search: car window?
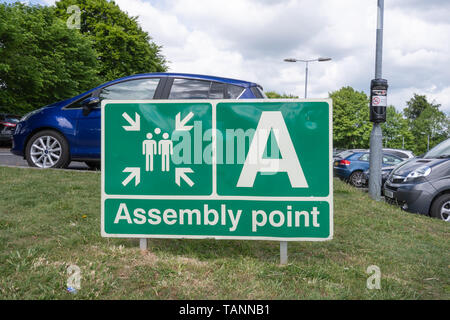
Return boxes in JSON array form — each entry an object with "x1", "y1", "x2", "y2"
[
  {"x1": 257, "y1": 86, "x2": 267, "y2": 98},
  {"x1": 169, "y1": 79, "x2": 211, "y2": 99},
  {"x1": 65, "y1": 94, "x2": 92, "y2": 109},
  {"x1": 250, "y1": 86, "x2": 264, "y2": 98},
  {"x1": 249, "y1": 86, "x2": 267, "y2": 99},
  {"x1": 424, "y1": 138, "x2": 450, "y2": 159},
  {"x1": 335, "y1": 150, "x2": 353, "y2": 159},
  {"x1": 99, "y1": 78, "x2": 160, "y2": 101},
  {"x1": 209, "y1": 82, "x2": 226, "y2": 99},
  {"x1": 384, "y1": 150, "x2": 405, "y2": 159},
  {"x1": 227, "y1": 84, "x2": 245, "y2": 99},
  {"x1": 383, "y1": 154, "x2": 402, "y2": 165},
  {"x1": 359, "y1": 153, "x2": 370, "y2": 161}
]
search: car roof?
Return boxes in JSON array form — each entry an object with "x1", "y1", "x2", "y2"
[
  {"x1": 341, "y1": 150, "x2": 403, "y2": 159},
  {"x1": 103, "y1": 72, "x2": 262, "y2": 89},
  {"x1": 382, "y1": 148, "x2": 414, "y2": 154},
  {"x1": 42, "y1": 72, "x2": 265, "y2": 111}
]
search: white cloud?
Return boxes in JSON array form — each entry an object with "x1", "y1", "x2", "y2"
[{"x1": 35, "y1": 0, "x2": 450, "y2": 114}]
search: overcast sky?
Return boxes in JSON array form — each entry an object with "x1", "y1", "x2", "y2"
[{"x1": 12, "y1": 0, "x2": 450, "y2": 114}]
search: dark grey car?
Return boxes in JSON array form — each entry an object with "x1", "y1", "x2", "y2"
[{"x1": 383, "y1": 138, "x2": 450, "y2": 221}]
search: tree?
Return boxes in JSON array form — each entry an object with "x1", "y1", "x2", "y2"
[
  {"x1": 403, "y1": 94, "x2": 431, "y2": 121},
  {"x1": 403, "y1": 94, "x2": 449, "y2": 154},
  {"x1": 265, "y1": 91, "x2": 298, "y2": 99},
  {"x1": 329, "y1": 86, "x2": 372, "y2": 149},
  {"x1": 0, "y1": 3, "x2": 99, "y2": 115},
  {"x1": 381, "y1": 106, "x2": 414, "y2": 149},
  {"x1": 54, "y1": 0, "x2": 167, "y2": 82}
]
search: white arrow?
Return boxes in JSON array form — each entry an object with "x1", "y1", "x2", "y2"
[
  {"x1": 175, "y1": 112, "x2": 194, "y2": 131},
  {"x1": 122, "y1": 167, "x2": 140, "y2": 186},
  {"x1": 122, "y1": 112, "x2": 140, "y2": 131},
  {"x1": 175, "y1": 167, "x2": 195, "y2": 187}
]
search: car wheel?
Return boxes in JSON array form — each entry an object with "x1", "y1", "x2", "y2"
[
  {"x1": 430, "y1": 194, "x2": 450, "y2": 222},
  {"x1": 85, "y1": 161, "x2": 101, "y2": 171},
  {"x1": 25, "y1": 130, "x2": 70, "y2": 169},
  {"x1": 349, "y1": 171, "x2": 364, "y2": 187}
]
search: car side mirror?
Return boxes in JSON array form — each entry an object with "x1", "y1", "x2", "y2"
[{"x1": 81, "y1": 97, "x2": 100, "y2": 116}]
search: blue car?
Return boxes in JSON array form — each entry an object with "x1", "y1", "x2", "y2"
[
  {"x1": 11, "y1": 73, "x2": 266, "y2": 169},
  {"x1": 334, "y1": 150, "x2": 404, "y2": 187}
]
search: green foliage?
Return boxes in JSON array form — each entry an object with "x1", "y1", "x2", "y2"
[
  {"x1": 403, "y1": 94, "x2": 449, "y2": 154},
  {"x1": 404, "y1": 94, "x2": 431, "y2": 121},
  {"x1": 54, "y1": 0, "x2": 168, "y2": 82},
  {"x1": 381, "y1": 106, "x2": 414, "y2": 149},
  {"x1": 329, "y1": 87, "x2": 372, "y2": 149},
  {"x1": 265, "y1": 91, "x2": 299, "y2": 99},
  {"x1": 0, "y1": 3, "x2": 99, "y2": 115},
  {"x1": 329, "y1": 88, "x2": 449, "y2": 154}
]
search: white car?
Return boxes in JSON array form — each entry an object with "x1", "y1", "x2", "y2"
[{"x1": 382, "y1": 148, "x2": 415, "y2": 160}]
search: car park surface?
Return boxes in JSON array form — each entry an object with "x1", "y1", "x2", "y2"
[
  {"x1": 384, "y1": 138, "x2": 450, "y2": 221},
  {"x1": 11, "y1": 73, "x2": 266, "y2": 169}
]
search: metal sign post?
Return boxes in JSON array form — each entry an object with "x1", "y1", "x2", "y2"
[
  {"x1": 369, "y1": 0, "x2": 387, "y2": 201},
  {"x1": 101, "y1": 99, "x2": 333, "y2": 262}
]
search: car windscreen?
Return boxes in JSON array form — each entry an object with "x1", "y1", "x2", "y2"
[
  {"x1": 384, "y1": 150, "x2": 408, "y2": 159},
  {"x1": 424, "y1": 138, "x2": 450, "y2": 159}
]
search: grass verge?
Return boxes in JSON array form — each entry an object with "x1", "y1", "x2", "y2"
[{"x1": 0, "y1": 166, "x2": 448, "y2": 299}]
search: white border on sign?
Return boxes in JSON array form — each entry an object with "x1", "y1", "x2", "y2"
[{"x1": 101, "y1": 99, "x2": 333, "y2": 242}]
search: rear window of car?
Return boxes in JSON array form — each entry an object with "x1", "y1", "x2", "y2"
[
  {"x1": 227, "y1": 84, "x2": 245, "y2": 99},
  {"x1": 250, "y1": 86, "x2": 266, "y2": 98},
  {"x1": 209, "y1": 82, "x2": 226, "y2": 99},
  {"x1": 168, "y1": 79, "x2": 245, "y2": 99},
  {"x1": 169, "y1": 79, "x2": 210, "y2": 99},
  {"x1": 336, "y1": 150, "x2": 354, "y2": 159}
]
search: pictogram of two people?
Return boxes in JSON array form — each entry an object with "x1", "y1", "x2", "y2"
[{"x1": 142, "y1": 129, "x2": 173, "y2": 172}]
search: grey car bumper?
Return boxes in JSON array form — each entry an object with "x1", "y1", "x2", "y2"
[{"x1": 383, "y1": 180, "x2": 436, "y2": 216}]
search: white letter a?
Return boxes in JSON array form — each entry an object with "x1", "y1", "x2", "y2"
[
  {"x1": 114, "y1": 203, "x2": 132, "y2": 224},
  {"x1": 236, "y1": 111, "x2": 308, "y2": 188}
]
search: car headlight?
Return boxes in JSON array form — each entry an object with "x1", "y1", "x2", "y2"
[{"x1": 405, "y1": 166, "x2": 431, "y2": 181}]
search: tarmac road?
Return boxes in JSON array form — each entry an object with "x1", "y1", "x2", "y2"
[{"x1": 0, "y1": 146, "x2": 92, "y2": 171}]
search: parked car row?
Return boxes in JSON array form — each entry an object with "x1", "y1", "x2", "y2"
[
  {"x1": 333, "y1": 149, "x2": 405, "y2": 187},
  {"x1": 334, "y1": 141, "x2": 450, "y2": 222}
]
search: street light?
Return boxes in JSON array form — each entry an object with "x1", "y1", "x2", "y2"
[
  {"x1": 283, "y1": 57, "x2": 332, "y2": 98},
  {"x1": 421, "y1": 132, "x2": 430, "y2": 152}
]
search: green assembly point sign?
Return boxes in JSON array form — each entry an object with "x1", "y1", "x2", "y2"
[{"x1": 101, "y1": 99, "x2": 333, "y2": 241}]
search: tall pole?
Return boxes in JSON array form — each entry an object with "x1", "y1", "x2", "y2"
[
  {"x1": 283, "y1": 57, "x2": 331, "y2": 99},
  {"x1": 369, "y1": 0, "x2": 384, "y2": 201},
  {"x1": 304, "y1": 61, "x2": 309, "y2": 98},
  {"x1": 375, "y1": 0, "x2": 384, "y2": 79}
]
